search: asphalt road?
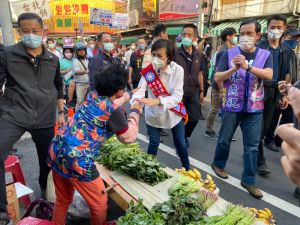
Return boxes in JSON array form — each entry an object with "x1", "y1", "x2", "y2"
[{"x1": 14, "y1": 99, "x2": 300, "y2": 225}]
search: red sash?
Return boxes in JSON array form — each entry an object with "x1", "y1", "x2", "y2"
[{"x1": 140, "y1": 64, "x2": 188, "y2": 124}]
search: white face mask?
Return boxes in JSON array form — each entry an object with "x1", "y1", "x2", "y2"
[
  {"x1": 48, "y1": 43, "x2": 55, "y2": 49},
  {"x1": 239, "y1": 36, "x2": 255, "y2": 51},
  {"x1": 89, "y1": 44, "x2": 95, "y2": 49},
  {"x1": 193, "y1": 41, "x2": 198, "y2": 47},
  {"x1": 268, "y1": 29, "x2": 283, "y2": 40},
  {"x1": 64, "y1": 53, "x2": 73, "y2": 59},
  {"x1": 151, "y1": 56, "x2": 165, "y2": 70}
]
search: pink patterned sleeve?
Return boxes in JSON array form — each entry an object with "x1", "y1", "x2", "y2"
[{"x1": 116, "y1": 111, "x2": 140, "y2": 144}]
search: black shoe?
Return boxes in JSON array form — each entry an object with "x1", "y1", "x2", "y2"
[
  {"x1": 0, "y1": 212, "x2": 12, "y2": 225},
  {"x1": 293, "y1": 188, "x2": 300, "y2": 200},
  {"x1": 257, "y1": 164, "x2": 271, "y2": 176},
  {"x1": 160, "y1": 129, "x2": 168, "y2": 136},
  {"x1": 204, "y1": 130, "x2": 219, "y2": 140},
  {"x1": 264, "y1": 142, "x2": 280, "y2": 152},
  {"x1": 199, "y1": 114, "x2": 205, "y2": 120}
]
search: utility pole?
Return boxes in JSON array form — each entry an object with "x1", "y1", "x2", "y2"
[
  {"x1": 198, "y1": 0, "x2": 204, "y2": 37},
  {"x1": 0, "y1": 0, "x2": 15, "y2": 46}
]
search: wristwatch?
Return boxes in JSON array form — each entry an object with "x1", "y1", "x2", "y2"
[{"x1": 247, "y1": 64, "x2": 253, "y2": 72}]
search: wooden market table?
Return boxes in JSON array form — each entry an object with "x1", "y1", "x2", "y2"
[{"x1": 95, "y1": 162, "x2": 265, "y2": 225}]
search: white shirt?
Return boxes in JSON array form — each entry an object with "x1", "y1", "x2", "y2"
[
  {"x1": 73, "y1": 58, "x2": 89, "y2": 84},
  {"x1": 125, "y1": 49, "x2": 133, "y2": 67},
  {"x1": 131, "y1": 61, "x2": 184, "y2": 129}
]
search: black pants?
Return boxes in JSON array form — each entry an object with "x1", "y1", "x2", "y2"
[
  {"x1": 0, "y1": 118, "x2": 53, "y2": 212},
  {"x1": 183, "y1": 94, "x2": 200, "y2": 138}
]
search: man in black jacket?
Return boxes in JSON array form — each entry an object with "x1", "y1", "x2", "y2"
[
  {"x1": 0, "y1": 13, "x2": 65, "y2": 225},
  {"x1": 256, "y1": 15, "x2": 293, "y2": 176},
  {"x1": 174, "y1": 24, "x2": 204, "y2": 148}
]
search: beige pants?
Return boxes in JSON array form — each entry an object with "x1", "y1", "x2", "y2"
[
  {"x1": 75, "y1": 83, "x2": 89, "y2": 111},
  {"x1": 206, "y1": 88, "x2": 222, "y2": 132}
]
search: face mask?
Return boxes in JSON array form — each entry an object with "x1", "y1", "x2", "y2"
[
  {"x1": 193, "y1": 41, "x2": 198, "y2": 47},
  {"x1": 56, "y1": 47, "x2": 62, "y2": 52},
  {"x1": 284, "y1": 39, "x2": 299, "y2": 49},
  {"x1": 151, "y1": 56, "x2": 165, "y2": 70},
  {"x1": 239, "y1": 35, "x2": 255, "y2": 51},
  {"x1": 182, "y1": 37, "x2": 193, "y2": 47},
  {"x1": 22, "y1": 34, "x2": 42, "y2": 49},
  {"x1": 48, "y1": 43, "x2": 55, "y2": 49},
  {"x1": 176, "y1": 42, "x2": 182, "y2": 48},
  {"x1": 103, "y1": 42, "x2": 114, "y2": 52},
  {"x1": 89, "y1": 44, "x2": 95, "y2": 49},
  {"x1": 268, "y1": 29, "x2": 283, "y2": 40},
  {"x1": 230, "y1": 37, "x2": 238, "y2": 45},
  {"x1": 138, "y1": 44, "x2": 145, "y2": 50},
  {"x1": 64, "y1": 53, "x2": 73, "y2": 59}
]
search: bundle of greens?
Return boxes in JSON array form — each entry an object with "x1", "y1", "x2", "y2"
[
  {"x1": 168, "y1": 175, "x2": 200, "y2": 197},
  {"x1": 152, "y1": 194, "x2": 206, "y2": 225},
  {"x1": 97, "y1": 136, "x2": 170, "y2": 185},
  {"x1": 188, "y1": 205, "x2": 256, "y2": 225},
  {"x1": 117, "y1": 200, "x2": 165, "y2": 225}
]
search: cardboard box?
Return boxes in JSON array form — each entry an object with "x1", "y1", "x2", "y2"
[
  {"x1": 17, "y1": 217, "x2": 54, "y2": 225},
  {"x1": 6, "y1": 182, "x2": 33, "y2": 225}
]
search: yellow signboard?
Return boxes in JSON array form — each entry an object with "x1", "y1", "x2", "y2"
[{"x1": 45, "y1": 0, "x2": 126, "y2": 34}]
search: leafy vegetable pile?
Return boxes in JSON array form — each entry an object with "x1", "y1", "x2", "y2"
[
  {"x1": 168, "y1": 175, "x2": 200, "y2": 196},
  {"x1": 96, "y1": 136, "x2": 170, "y2": 185}
]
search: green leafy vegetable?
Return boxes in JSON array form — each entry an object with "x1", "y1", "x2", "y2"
[{"x1": 168, "y1": 175, "x2": 200, "y2": 197}]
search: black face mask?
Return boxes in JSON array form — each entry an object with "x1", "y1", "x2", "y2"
[{"x1": 77, "y1": 55, "x2": 86, "y2": 59}]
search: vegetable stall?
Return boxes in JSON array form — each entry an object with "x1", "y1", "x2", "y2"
[{"x1": 95, "y1": 137, "x2": 276, "y2": 225}]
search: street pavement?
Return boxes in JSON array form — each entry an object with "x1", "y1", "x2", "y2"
[{"x1": 14, "y1": 98, "x2": 300, "y2": 225}]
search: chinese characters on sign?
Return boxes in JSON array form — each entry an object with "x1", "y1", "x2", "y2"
[
  {"x1": 55, "y1": 3, "x2": 89, "y2": 16},
  {"x1": 159, "y1": 0, "x2": 198, "y2": 20},
  {"x1": 11, "y1": 0, "x2": 51, "y2": 19},
  {"x1": 111, "y1": 13, "x2": 128, "y2": 29}
]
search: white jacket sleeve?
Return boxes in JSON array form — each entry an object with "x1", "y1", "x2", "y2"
[
  {"x1": 159, "y1": 65, "x2": 184, "y2": 110},
  {"x1": 130, "y1": 76, "x2": 147, "y2": 104}
]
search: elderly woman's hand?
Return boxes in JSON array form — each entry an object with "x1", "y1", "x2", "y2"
[{"x1": 138, "y1": 98, "x2": 160, "y2": 106}]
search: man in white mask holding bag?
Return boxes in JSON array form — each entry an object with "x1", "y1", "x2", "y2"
[
  {"x1": 256, "y1": 15, "x2": 294, "y2": 176},
  {"x1": 211, "y1": 19, "x2": 273, "y2": 199}
]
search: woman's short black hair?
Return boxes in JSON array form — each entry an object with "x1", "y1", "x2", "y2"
[
  {"x1": 94, "y1": 64, "x2": 128, "y2": 97},
  {"x1": 151, "y1": 39, "x2": 175, "y2": 64},
  {"x1": 221, "y1": 27, "x2": 237, "y2": 42},
  {"x1": 18, "y1": 13, "x2": 43, "y2": 29},
  {"x1": 239, "y1": 19, "x2": 261, "y2": 33}
]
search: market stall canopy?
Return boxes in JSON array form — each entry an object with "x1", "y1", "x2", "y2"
[
  {"x1": 166, "y1": 27, "x2": 183, "y2": 36},
  {"x1": 119, "y1": 36, "x2": 139, "y2": 45},
  {"x1": 211, "y1": 16, "x2": 297, "y2": 36}
]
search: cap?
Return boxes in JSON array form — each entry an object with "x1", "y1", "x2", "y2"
[{"x1": 285, "y1": 27, "x2": 300, "y2": 37}]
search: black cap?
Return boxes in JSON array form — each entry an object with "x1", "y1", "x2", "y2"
[{"x1": 285, "y1": 27, "x2": 300, "y2": 37}]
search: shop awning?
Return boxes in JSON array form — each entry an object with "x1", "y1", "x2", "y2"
[
  {"x1": 166, "y1": 27, "x2": 183, "y2": 36},
  {"x1": 211, "y1": 16, "x2": 297, "y2": 36},
  {"x1": 119, "y1": 36, "x2": 139, "y2": 45}
]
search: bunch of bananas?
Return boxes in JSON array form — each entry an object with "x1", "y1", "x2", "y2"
[
  {"x1": 175, "y1": 168, "x2": 217, "y2": 191},
  {"x1": 247, "y1": 208, "x2": 276, "y2": 225}
]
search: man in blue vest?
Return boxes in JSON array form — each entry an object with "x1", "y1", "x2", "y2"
[{"x1": 211, "y1": 19, "x2": 273, "y2": 199}]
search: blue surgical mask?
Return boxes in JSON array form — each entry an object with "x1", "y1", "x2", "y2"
[
  {"x1": 103, "y1": 42, "x2": 114, "y2": 52},
  {"x1": 22, "y1": 34, "x2": 43, "y2": 49},
  {"x1": 284, "y1": 39, "x2": 299, "y2": 49},
  {"x1": 176, "y1": 42, "x2": 182, "y2": 48},
  {"x1": 138, "y1": 44, "x2": 145, "y2": 50},
  {"x1": 182, "y1": 37, "x2": 193, "y2": 47}
]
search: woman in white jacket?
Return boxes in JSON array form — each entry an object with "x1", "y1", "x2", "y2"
[{"x1": 131, "y1": 39, "x2": 190, "y2": 170}]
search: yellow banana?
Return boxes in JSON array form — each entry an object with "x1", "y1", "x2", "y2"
[
  {"x1": 263, "y1": 208, "x2": 272, "y2": 217},
  {"x1": 193, "y1": 168, "x2": 201, "y2": 180},
  {"x1": 258, "y1": 213, "x2": 269, "y2": 219},
  {"x1": 248, "y1": 208, "x2": 258, "y2": 214},
  {"x1": 206, "y1": 174, "x2": 213, "y2": 181},
  {"x1": 187, "y1": 170, "x2": 197, "y2": 179},
  {"x1": 258, "y1": 210, "x2": 269, "y2": 218}
]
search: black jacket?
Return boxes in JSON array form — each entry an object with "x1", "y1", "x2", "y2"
[
  {"x1": 174, "y1": 46, "x2": 203, "y2": 96},
  {"x1": 256, "y1": 39, "x2": 293, "y2": 82},
  {"x1": 0, "y1": 42, "x2": 63, "y2": 129}
]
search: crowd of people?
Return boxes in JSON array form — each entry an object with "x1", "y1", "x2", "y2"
[{"x1": 0, "y1": 11, "x2": 299, "y2": 225}]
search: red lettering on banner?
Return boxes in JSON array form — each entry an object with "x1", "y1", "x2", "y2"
[
  {"x1": 56, "y1": 5, "x2": 62, "y2": 16},
  {"x1": 64, "y1": 4, "x2": 71, "y2": 15},
  {"x1": 72, "y1": 4, "x2": 80, "y2": 15},
  {"x1": 81, "y1": 4, "x2": 89, "y2": 14}
]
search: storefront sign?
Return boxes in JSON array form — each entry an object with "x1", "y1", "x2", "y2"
[
  {"x1": 11, "y1": 0, "x2": 51, "y2": 19},
  {"x1": 90, "y1": 7, "x2": 113, "y2": 26},
  {"x1": 111, "y1": 13, "x2": 128, "y2": 29},
  {"x1": 159, "y1": 0, "x2": 198, "y2": 21}
]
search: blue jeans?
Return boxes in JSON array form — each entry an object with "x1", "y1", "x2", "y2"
[
  {"x1": 213, "y1": 111, "x2": 262, "y2": 185},
  {"x1": 147, "y1": 120, "x2": 190, "y2": 170}
]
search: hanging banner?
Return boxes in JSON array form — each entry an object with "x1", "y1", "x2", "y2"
[
  {"x1": 143, "y1": 0, "x2": 157, "y2": 19},
  {"x1": 111, "y1": 13, "x2": 128, "y2": 29},
  {"x1": 159, "y1": 0, "x2": 198, "y2": 21},
  {"x1": 11, "y1": 0, "x2": 51, "y2": 20},
  {"x1": 90, "y1": 7, "x2": 113, "y2": 26}
]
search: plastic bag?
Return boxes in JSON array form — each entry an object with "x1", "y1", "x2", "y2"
[{"x1": 68, "y1": 191, "x2": 90, "y2": 218}]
